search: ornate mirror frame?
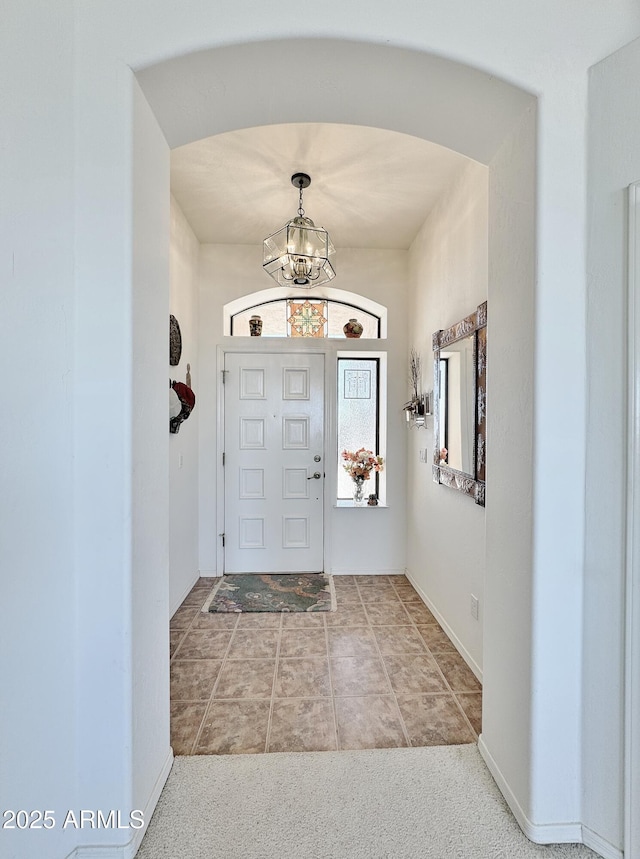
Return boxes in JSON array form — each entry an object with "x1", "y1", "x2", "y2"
[{"x1": 432, "y1": 301, "x2": 487, "y2": 506}]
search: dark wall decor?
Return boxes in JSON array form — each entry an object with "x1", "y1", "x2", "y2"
[
  {"x1": 170, "y1": 380, "x2": 195, "y2": 434},
  {"x1": 432, "y1": 301, "x2": 487, "y2": 506},
  {"x1": 169, "y1": 314, "x2": 182, "y2": 366},
  {"x1": 168, "y1": 314, "x2": 194, "y2": 432}
]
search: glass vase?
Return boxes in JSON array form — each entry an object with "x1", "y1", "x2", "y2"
[{"x1": 352, "y1": 475, "x2": 366, "y2": 505}]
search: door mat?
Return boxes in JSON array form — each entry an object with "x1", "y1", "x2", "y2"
[{"x1": 202, "y1": 573, "x2": 336, "y2": 613}]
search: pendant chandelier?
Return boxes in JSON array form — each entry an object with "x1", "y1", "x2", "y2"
[{"x1": 263, "y1": 173, "x2": 336, "y2": 288}]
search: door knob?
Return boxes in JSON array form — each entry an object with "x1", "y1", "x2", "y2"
[{"x1": 307, "y1": 472, "x2": 322, "y2": 480}]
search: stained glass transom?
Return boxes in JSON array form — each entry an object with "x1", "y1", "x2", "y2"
[
  {"x1": 230, "y1": 299, "x2": 381, "y2": 338},
  {"x1": 287, "y1": 300, "x2": 328, "y2": 337}
]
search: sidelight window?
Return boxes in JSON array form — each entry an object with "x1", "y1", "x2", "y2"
[{"x1": 336, "y1": 356, "x2": 386, "y2": 502}]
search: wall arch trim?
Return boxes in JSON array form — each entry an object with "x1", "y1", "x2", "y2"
[{"x1": 137, "y1": 39, "x2": 534, "y2": 164}]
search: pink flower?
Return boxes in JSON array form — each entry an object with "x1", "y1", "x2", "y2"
[{"x1": 341, "y1": 448, "x2": 384, "y2": 479}]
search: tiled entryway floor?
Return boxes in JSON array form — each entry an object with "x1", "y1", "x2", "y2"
[{"x1": 170, "y1": 574, "x2": 482, "y2": 755}]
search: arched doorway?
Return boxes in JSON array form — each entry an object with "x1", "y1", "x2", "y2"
[{"x1": 128, "y1": 36, "x2": 567, "y2": 847}]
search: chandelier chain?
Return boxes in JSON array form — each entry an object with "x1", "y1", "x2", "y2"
[{"x1": 297, "y1": 183, "x2": 305, "y2": 218}]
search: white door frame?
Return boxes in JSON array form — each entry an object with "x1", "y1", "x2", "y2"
[
  {"x1": 215, "y1": 343, "x2": 333, "y2": 575},
  {"x1": 626, "y1": 180, "x2": 640, "y2": 859}
]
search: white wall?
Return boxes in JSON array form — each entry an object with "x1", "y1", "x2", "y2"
[
  {"x1": 169, "y1": 197, "x2": 200, "y2": 613},
  {"x1": 1, "y1": 4, "x2": 78, "y2": 858},
  {"x1": 131, "y1": 81, "x2": 172, "y2": 832},
  {"x1": 198, "y1": 245, "x2": 408, "y2": 576},
  {"x1": 584, "y1": 37, "x2": 640, "y2": 855},
  {"x1": 481, "y1": 104, "x2": 537, "y2": 829},
  {"x1": 406, "y1": 161, "x2": 488, "y2": 678}
]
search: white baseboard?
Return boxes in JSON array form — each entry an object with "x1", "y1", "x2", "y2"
[
  {"x1": 127, "y1": 748, "x2": 174, "y2": 857},
  {"x1": 198, "y1": 569, "x2": 221, "y2": 578},
  {"x1": 71, "y1": 850, "x2": 125, "y2": 859},
  {"x1": 72, "y1": 850, "x2": 127, "y2": 858},
  {"x1": 404, "y1": 568, "x2": 483, "y2": 683},
  {"x1": 330, "y1": 568, "x2": 406, "y2": 576},
  {"x1": 478, "y1": 737, "x2": 583, "y2": 845},
  {"x1": 170, "y1": 572, "x2": 201, "y2": 617},
  {"x1": 582, "y1": 826, "x2": 623, "y2": 859},
  {"x1": 70, "y1": 749, "x2": 174, "y2": 858}
]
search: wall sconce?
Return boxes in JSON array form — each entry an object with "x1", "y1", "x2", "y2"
[
  {"x1": 404, "y1": 392, "x2": 431, "y2": 428},
  {"x1": 404, "y1": 348, "x2": 431, "y2": 428}
]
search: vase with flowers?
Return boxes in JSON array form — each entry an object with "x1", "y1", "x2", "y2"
[{"x1": 341, "y1": 448, "x2": 384, "y2": 505}]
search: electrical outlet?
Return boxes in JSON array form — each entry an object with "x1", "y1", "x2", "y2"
[
  {"x1": 178, "y1": 453, "x2": 183, "y2": 469},
  {"x1": 419, "y1": 448, "x2": 426, "y2": 463},
  {"x1": 470, "y1": 594, "x2": 479, "y2": 620}
]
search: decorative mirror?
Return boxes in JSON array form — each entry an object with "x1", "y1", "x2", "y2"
[{"x1": 433, "y1": 301, "x2": 486, "y2": 506}]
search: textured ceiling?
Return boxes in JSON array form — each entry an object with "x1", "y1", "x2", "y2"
[{"x1": 170, "y1": 123, "x2": 472, "y2": 249}]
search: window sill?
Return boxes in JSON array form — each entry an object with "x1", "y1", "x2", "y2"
[{"x1": 334, "y1": 501, "x2": 389, "y2": 508}]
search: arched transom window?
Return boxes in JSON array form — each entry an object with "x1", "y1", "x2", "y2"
[{"x1": 226, "y1": 292, "x2": 386, "y2": 339}]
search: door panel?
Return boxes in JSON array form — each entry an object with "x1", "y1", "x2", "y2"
[{"x1": 224, "y1": 353, "x2": 324, "y2": 573}]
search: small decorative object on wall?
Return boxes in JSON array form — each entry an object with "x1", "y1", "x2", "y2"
[
  {"x1": 341, "y1": 448, "x2": 384, "y2": 505},
  {"x1": 343, "y1": 318, "x2": 363, "y2": 338},
  {"x1": 249, "y1": 315, "x2": 263, "y2": 336},
  {"x1": 170, "y1": 379, "x2": 196, "y2": 434},
  {"x1": 367, "y1": 494, "x2": 379, "y2": 506},
  {"x1": 169, "y1": 385, "x2": 182, "y2": 421},
  {"x1": 185, "y1": 363, "x2": 192, "y2": 387},
  {"x1": 432, "y1": 301, "x2": 487, "y2": 506},
  {"x1": 404, "y1": 348, "x2": 427, "y2": 427},
  {"x1": 169, "y1": 314, "x2": 182, "y2": 366}
]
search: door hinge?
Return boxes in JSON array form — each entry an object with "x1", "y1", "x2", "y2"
[
  {"x1": 221, "y1": 369, "x2": 229, "y2": 384},
  {"x1": 222, "y1": 452, "x2": 226, "y2": 466},
  {"x1": 219, "y1": 532, "x2": 225, "y2": 547}
]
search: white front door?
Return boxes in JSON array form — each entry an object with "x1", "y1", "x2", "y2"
[{"x1": 223, "y1": 352, "x2": 325, "y2": 573}]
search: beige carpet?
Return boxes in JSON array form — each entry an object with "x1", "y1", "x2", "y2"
[{"x1": 136, "y1": 745, "x2": 598, "y2": 858}]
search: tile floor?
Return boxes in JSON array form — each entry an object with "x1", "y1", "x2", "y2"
[{"x1": 170, "y1": 574, "x2": 482, "y2": 755}]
